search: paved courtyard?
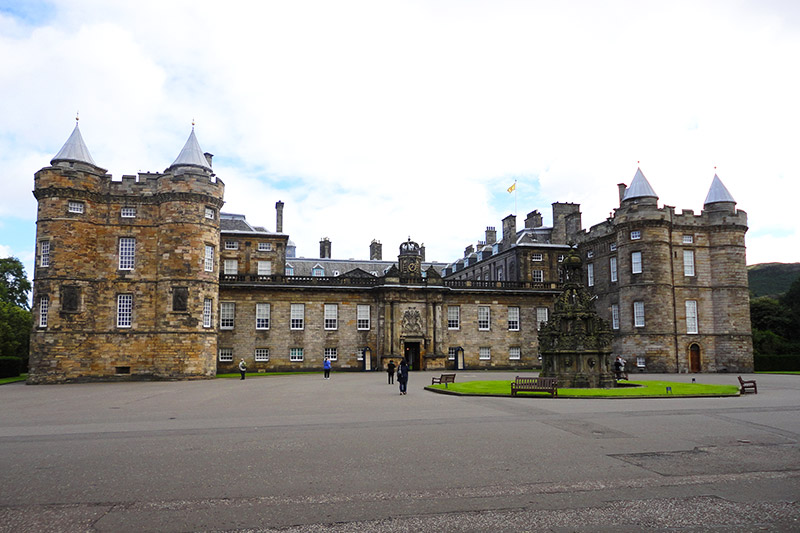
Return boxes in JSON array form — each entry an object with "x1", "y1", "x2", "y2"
[{"x1": 0, "y1": 371, "x2": 798, "y2": 532}]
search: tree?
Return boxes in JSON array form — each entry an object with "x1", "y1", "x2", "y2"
[
  {"x1": 0, "y1": 301, "x2": 31, "y2": 359},
  {"x1": 779, "y1": 274, "x2": 800, "y2": 341},
  {"x1": 0, "y1": 257, "x2": 32, "y2": 310}
]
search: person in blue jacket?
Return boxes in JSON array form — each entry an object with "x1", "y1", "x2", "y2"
[
  {"x1": 397, "y1": 359, "x2": 409, "y2": 395},
  {"x1": 323, "y1": 356, "x2": 332, "y2": 380}
]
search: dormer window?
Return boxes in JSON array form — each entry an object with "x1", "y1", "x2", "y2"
[{"x1": 312, "y1": 265, "x2": 324, "y2": 277}]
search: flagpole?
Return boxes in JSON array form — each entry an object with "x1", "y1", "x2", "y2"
[{"x1": 514, "y1": 179, "x2": 517, "y2": 216}]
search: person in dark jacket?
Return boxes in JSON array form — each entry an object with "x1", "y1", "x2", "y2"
[
  {"x1": 397, "y1": 359, "x2": 409, "y2": 395},
  {"x1": 387, "y1": 360, "x2": 396, "y2": 384}
]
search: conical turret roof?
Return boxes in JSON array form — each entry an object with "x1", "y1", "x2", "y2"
[
  {"x1": 51, "y1": 122, "x2": 97, "y2": 166},
  {"x1": 622, "y1": 168, "x2": 658, "y2": 201},
  {"x1": 704, "y1": 174, "x2": 736, "y2": 205},
  {"x1": 167, "y1": 128, "x2": 211, "y2": 172}
]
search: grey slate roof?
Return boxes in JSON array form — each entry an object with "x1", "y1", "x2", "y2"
[
  {"x1": 51, "y1": 122, "x2": 97, "y2": 166},
  {"x1": 220, "y1": 213, "x2": 281, "y2": 235},
  {"x1": 704, "y1": 174, "x2": 736, "y2": 205},
  {"x1": 167, "y1": 128, "x2": 211, "y2": 172},
  {"x1": 622, "y1": 168, "x2": 658, "y2": 201}
]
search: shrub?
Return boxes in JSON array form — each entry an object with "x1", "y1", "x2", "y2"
[
  {"x1": 754, "y1": 355, "x2": 800, "y2": 372},
  {"x1": 0, "y1": 356, "x2": 22, "y2": 378}
]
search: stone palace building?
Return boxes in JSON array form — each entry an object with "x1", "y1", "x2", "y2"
[{"x1": 27, "y1": 124, "x2": 753, "y2": 383}]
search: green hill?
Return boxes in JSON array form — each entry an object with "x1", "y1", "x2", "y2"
[{"x1": 748, "y1": 263, "x2": 800, "y2": 298}]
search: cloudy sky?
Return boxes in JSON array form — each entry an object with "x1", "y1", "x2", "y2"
[{"x1": 1, "y1": 0, "x2": 798, "y2": 279}]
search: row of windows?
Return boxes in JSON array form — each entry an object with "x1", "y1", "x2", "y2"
[
  {"x1": 64, "y1": 201, "x2": 219, "y2": 221},
  {"x1": 220, "y1": 303, "x2": 371, "y2": 331},
  {"x1": 609, "y1": 300, "x2": 698, "y2": 333},
  {"x1": 37, "y1": 238, "x2": 219, "y2": 273},
  {"x1": 586, "y1": 250, "x2": 696, "y2": 287},
  {"x1": 219, "y1": 347, "x2": 348, "y2": 363},
  {"x1": 445, "y1": 306, "x2": 549, "y2": 331},
  {"x1": 223, "y1": 259, "x2": 273, "y2": 276},
  {"x1": 63, "y1": 201, "x2": 217, "y2": 221},
  {"x1": 224, "y1": 240, "x2": 273, "y2": 252},
  {"x1": 447, "y1": 346, "x2": 523, "y2": 360}
]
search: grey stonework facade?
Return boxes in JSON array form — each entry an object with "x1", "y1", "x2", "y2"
[{"x1": 28, "y1": 127, "x2": 752, "y2": 383}]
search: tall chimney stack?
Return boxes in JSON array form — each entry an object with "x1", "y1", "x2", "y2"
[
  {"x1": 320, "y1": 237, "x2": 331, "y2": 259},
  {"x1": 275, "y1": 201, "x2": 284, "y2": 233}
]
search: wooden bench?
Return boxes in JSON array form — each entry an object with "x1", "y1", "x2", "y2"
[
  {"x1": 511, "y1": 376, "x2": 558, "y2": 397},
  {"x1": 431, "y1": 373, "x2": 456, "y2": 387},
  {"x1": 738, "y1": 375, "x2": 757, "y2": 394}
]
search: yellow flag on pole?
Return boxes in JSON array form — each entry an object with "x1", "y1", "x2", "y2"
[{"x1": 507, "y1": 183, "x2": 516, "y2": 193}]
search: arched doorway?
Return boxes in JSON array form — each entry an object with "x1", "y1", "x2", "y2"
[{"x1": 689, "y1": 344, "x2": 701, "y2": 373}]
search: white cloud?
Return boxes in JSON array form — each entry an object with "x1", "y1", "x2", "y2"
[{"x1": 1, "y1": 0, "x2": 798, "y2": 265}]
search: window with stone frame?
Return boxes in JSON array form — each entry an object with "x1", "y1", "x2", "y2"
[
  {"x1": 448, "y1": 347, "x2": 457, "y2": 360},
  {"x1": 685, "y1": 300, "x2": 698, "y2": 334},
  {"x1": 68, "y1": 200, "x2": 84, "y2": 214},
  {"x1": 683, "y1": 250, "x2": 695, "y2": 277},
  {"x1": 119, "y1": 237, "x2": 135, "y2": 270},
  {"x1": 203, "y1": 298, "x2": 213, "y2": 328},
  {"x1": 325, "y1": 347, "x2": 338, "y2": 361},
  {"x1": 172, "y1": 287, "x2": 188, "y2": 312},
  {"x1": 220, "y1": 302, "x2": 235, "y2": 329},
  {"x1": 587, "y1": 263, "x2": 594, "y2": 286},
  {"x1": 205, "y1": 207, "x2": 215, "y2": 220},
  {"x1": 121, "y1": 206, "x2": 136, "y2": 218},
  {"x1": 532, "y1": 269, "x2": 544, "y2": 282},
  {"x1": 257, "y1": 242, "x2": 272, "y2": 252},
  {"x1": 630, "y1": 230, "x2": 641, "y2": 240},
  {"x1": 682, "y1": 234, "x2": 694, "y2": 244},
  {"x1": 633, "y1": 301, "x2": 645, "y2": 328},
  {"x1": 256, "y1": 303, "x2": 270, "y2": 330},
  {"x1": 39, "y1": 295, "x2": 49, "y2": 328},
  {"x1": 255, "y1": 348, "x2": 270, "y2": 362},
  {"x1": 509, "y1": 347, "x2": 521, "y2": 360},
  {"x1": 610, "y1": 256, "x2": 618, "y2": 282},
  {"x1": 447, "y1": 306, "x2": 460, "y2": 329},
  {"x1": 61, "y1": 285, "x2": 80, "y2": 312},
  {"x1": 218, "y1": 348, "x2": 233, "y2": 362},
  {"x1": 508, "y1": 306, "x2": 520, "y2": 331},
  {"x1": 532, "y1": 253, "x2": 543, "y2": 261},
  {"x1": 536, "y1": 307, "x2": 549, "y2": 329},
  {"x1": 631, "y1": 251, "x2": 642, "y2": 274},
  {"x1": 257, "y1": 261, "x2": 272, "y2": 276},
  {"x1": 479, "y1": 347, "x2": 491, "y2": 360},
  {"x1": 290, "y1": 304, "x2": 304, "y2": 330},
  {"x1": 611, "y1": 303, "x2": 620, "y2": 330},
  {"x1": 223, "y1": 259, "x2": 238, "y2": 275},
  {"x1": 324, "y1": 304, "x2": 338, "y2": 330},
  {"x1": 39, "y1": 240, "x2": 50, "y2": 268},
  {"x1": 478, "y1": 306, "x2": 490, "y2": 331},
  {"x1": 290, "y1": 348, "x2": 304, "y2": 362},
  {"x1": 357, "y1": 305, "x2": 370, "y2": 330},
  {"x1": 117, "y1": 294, "x2": 133, "y2": 328},
  {"x1": 224, "y1": 240, "x2": 239, "y2": 250},
  {"x1": 204, "y1": 245, "x2": 214, "y2": 272}
]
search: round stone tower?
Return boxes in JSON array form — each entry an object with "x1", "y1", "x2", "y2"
[{"x1": 28, "y1": 124, "x2": 224, "y2": 383}]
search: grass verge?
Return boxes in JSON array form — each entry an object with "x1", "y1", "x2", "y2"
[
  {"x1": 0, "y1": 374, "x2": 27, "y2": 385},
  {"x1": 216, "y1": 371, "x2": 319, "y2": 379},
  {"x1": 428, "y1": 379, "x2": 740, "y2": 398}
]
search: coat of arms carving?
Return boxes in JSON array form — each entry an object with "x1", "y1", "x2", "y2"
[{"x1": 401, "y1": 308, "x2": 424, "y2": 336}]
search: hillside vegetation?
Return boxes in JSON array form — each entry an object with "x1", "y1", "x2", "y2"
[{"x1": 748, "y1": 262, "x2": 800, "y2": 298}]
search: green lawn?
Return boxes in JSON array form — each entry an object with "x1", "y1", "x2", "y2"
[
  {"x1": 428, "y1": 379, "x2": 740, "y2": 398},
  {"x1": 756, "y1": 371, "x2": 800, "y2": 375},
  {"x1": 0, "y1": 374, "x2": 27, "y2": 385}
]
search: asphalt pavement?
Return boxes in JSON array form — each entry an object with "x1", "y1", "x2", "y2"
[{"x1": 0, "y1": 371, "x2": 797, "y2": 532}]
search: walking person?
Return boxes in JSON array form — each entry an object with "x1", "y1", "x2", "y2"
[
  {"x1": 397, "y1": 359, "x2": 409, "y2": 395},
  {"x1": 238, "y1": 358, "x2": 247, "y2": 380},
  {"x1": 323, "y1": 356, "x2": 331, "y2": 380},
  {"x1": 387, "y1": 360, "x2": 396, "y2": 384}
]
